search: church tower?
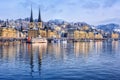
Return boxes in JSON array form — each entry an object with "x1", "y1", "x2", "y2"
[
  {"x1": 29, "y1": 6, "x2": 34, "y2": 29},
  {"x1": 38, "y1": 7, "x2": 42, "y2": 30},
  {"x1": 28, "y1": 6, "x2": 38, "y2": 40}
]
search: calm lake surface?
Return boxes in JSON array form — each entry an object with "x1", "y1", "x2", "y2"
[{"x1": 0, "y1": 41, "x2": 120, "y2": 80}]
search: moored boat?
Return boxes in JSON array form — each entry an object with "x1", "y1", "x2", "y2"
[
  {"x1": 31, "y1": 37, "x2": 47, "y2": 43},
  {"x1": 61, "y1": 38, "x2": 67, "y2": 44},
  {"x1": 27, "y1": 35, "x2": 47, "y2": 43},
  {"x1": 51, "y1": 38, "x2": 60, "y2": 43}
]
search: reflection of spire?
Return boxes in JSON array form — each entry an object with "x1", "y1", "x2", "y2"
[
  {"x1": 38, "y1": 47, "x2": 42, "y2": 75},
  {"x1": 30, "y1": 6, "x2": 33, "y2": 22},
  {"x1": 30, "y1": 52, "x2": 34, "y2": 77},
  {"x1": 38, "y1": 7, "x2": 42, "y2": 22},
  {"x1": 28, "y1": 44, "x2": 34, "y2": 76}
]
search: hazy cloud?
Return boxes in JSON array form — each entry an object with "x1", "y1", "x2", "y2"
[
  {"x1": 0, "y1": 0, "x2": 120, "y2": 25},
  {"x1": 103, "y1": 0, "x2": 120, "y2": 8},
  {"x1": 82, "y1": 1, "x2": 100, "y2": 9}
]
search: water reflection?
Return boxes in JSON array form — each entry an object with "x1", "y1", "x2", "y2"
[
  {"x1": 0, "y1": 41, "x2": 119, "y2": 63},
  {"x1": 0, "y1": 41, "x2": 120, "y2": 79},
  {"x1": 112, "y1": 41, "x2": 119, "y2": 53},
  {"x1": 0, "y1": 41, "x2": 119, "y2": 62},
  {"x1": 74, "y1": 42, "x2": 94, "y2": 57},
  {"x1": 27, "y1": 43, "x2": 47, "y2": 76}
]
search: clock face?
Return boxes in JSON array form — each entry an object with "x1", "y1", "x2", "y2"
[
  {"x1": 39, "y1": 23, "x2": 41, "y2": 25},
  {"x1": 38, "y1": 23, "x2": 42, "y2": 28},
  {"x1": 29, "y1": 23, "x2": 34, "y2": 29}
]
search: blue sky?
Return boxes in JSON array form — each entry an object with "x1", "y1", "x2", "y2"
[{"x1": 0, "y1": 0, "x2": 120, "y2": 25}]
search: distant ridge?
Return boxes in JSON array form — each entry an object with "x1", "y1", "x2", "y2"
[{"x1": 96, "y1": 23, "x2": 120, "y2": 32}]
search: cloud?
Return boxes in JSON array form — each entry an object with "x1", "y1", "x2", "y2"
[
  {"x1": 82, "y1": 1, "x2": 100, "y2": 9},
  {"x1": 0, "y1": 0, "x2": 120, "y2": 25},
  {"x1": 19, "y1": 0, "x2": 38, "y2": 9},
  {"x1": 103, "y1": 0, "x2": 120, "y2": 8},
  {"x1": 19, "y1": 0, "x2": 62, "y2": 13},
  {"x1": 80, "y1": 0, "x2": 120, "y2": 9}
]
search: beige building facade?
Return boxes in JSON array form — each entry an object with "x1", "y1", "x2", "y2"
[{"x1": 0, "y1": 27, "x2": 17, "y2": 38}]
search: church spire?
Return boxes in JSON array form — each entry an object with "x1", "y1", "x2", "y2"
[
  {"x1": 38, "y1": 6, "x2": 42, "y2": 29},
  {"x1": 30, "y1": 6, "x2": 33, "y2": 22},
  {"x1": 38, "y1": 7, "x2": 42, "y2": 22}
]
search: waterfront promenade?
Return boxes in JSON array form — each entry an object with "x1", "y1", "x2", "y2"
[{"x1": 0, "y1": 37, "x2": 119, "y2": 46}]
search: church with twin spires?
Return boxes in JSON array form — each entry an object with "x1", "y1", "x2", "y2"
[
  {"x1": 28, "y1": 7, "x2": 44, "y2": 38},
  {"x1": 28, "y1": 7, "x2": 58, "y2": 39},
  {"x1": 29, "y1": 7, "x2": 42, "y2": 29}
]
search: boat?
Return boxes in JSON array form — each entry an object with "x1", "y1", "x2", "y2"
[
  {"x1": 31, "y1": 37, "x2": 47, "y2": 43},
  {"x1": 51, "y1": 38, "x2": 60, "y2": 43},
  {"x1": 61, "y1": 38, "x2": 67, "y2": 44},
  {"x1": 27, "y1": 35, "x2": 47, "y2": 43},
  {"x1": 89, "y1": 39, "x2": 93, "y2": 42}
]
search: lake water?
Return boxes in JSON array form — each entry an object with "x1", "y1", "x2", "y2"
[{"x1": 0, "y1": 41, "x2": 120, "y2": 80}]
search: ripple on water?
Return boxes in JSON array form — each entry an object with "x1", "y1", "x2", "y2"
[{"x1": 0, "y1": 42, "x2": 120, "y2": 80}]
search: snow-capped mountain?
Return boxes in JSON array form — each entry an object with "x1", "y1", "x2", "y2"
[{"x1": 96, "y1": 23, "x2": 120, "y2": 33}]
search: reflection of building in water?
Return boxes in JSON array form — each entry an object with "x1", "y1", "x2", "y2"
[
  {"x1": 54, "y1": 44, "x2": 61, "y2": 59},
  {"x1": 46, "y1": 43, "x2": 69, "y2": 60},
  {"x1": 112, "y1": 41, "x2": 119, "y2": 52},
  {"x1": 32, "y1": 43, "x2": 47, "y2": 58},
  {"x1": 80, "y1": 42, "x2": 90, "y2": 55},
  {"x1": 27, "y1": 43, "x2": 47, "y2": 75},
  {"x1": 32, "y1": 43, "x2": 47, "y2": 75},
  {"x1": 27, "y1": 44, "x2": 32, "y2": 54},
  {"x1": 61, "y1": 43, "x2": 69, "y2": 60},
  {"x1": 54, "y1": 44, "x2": 61, "y2": 58},
  {"x1": 74, "y1": 42, "x2": 80, "y2": 57},
  {"x1": 27, "y1": 44, "x2": 34, "y2": 76},
  {"x1": 74, "y1": 42, "x2": 94, "y2": 57},
  {"x1": 2, "y1": 45, "x2": 16, "y2": 60},
  {"x1": 47, "y1": 43, "x2": 61, "y2": 59},
  {"x1": 38, "y1": 45, "x2": 42, "y2": 75},
  {"x1": 95, "y1": 41, "x2": 103, "y2": 53},
  {"x1": 0, "y1": 43, "x2": 29, "y2": 62}
]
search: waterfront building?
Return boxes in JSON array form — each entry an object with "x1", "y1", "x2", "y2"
[
  {"x1": 67, "y1": 25, "x2": 104, "y2": 40},
  {"x1": 88, "y1": 32, "x2": 94, "y2": 39},
  {"x1": 54, "y1": 26, "x2": 61, "y2": 38},
  {"x1": 80, "y1": 25, "x2": 90, "y2": 31},
  {"x1": 47, "y1": 30, "x2": 56, "y2": 38},
  {"x1": 0, "y1": 22, "x2": 17, "y2": 38},
  {"x1": 67, "y1": 28, "x2": 75, "y2": 39},
  {"x1": 95, "y1": 33, "x2": 103, "y2": 39},
  {"x1": 27, "y1": 7, "x2": 61, "y2": 39},
  {"x1": 111, "y1": 32, "x2": 119, "y2": 39}
]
